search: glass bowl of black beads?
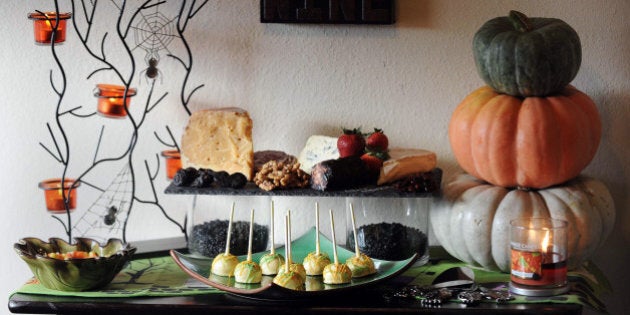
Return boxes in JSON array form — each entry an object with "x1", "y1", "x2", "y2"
[
  {"x1": 345, "y1": 197, "x2": 430, "y2": 265},
  {"x1": 187, "y1": 196, "x2": 271, "y2": 258}
]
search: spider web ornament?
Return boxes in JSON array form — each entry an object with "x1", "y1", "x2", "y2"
[
  {"x1": 72, "y1": 164, "x2": 133, "y2": 242},
  {"x1": 131, "y1": 4, "x2": 178, "y2": 64}
]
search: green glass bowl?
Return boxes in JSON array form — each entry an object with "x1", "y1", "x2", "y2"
[{"x1": 14, "y1": 237, "x2": 136, "y2": 291}]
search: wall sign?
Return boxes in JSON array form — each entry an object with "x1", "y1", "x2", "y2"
[{"x1": 260, "y1": 0, "x2": 395, "y2": 24}]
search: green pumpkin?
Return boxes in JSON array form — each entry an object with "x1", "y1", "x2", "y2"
[{"x1": 473, "y1": 11, "x2": 581, "y2": 97}]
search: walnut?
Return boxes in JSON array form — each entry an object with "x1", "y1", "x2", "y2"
[{"x1": 254, "y1": 160, "x2": 310, "y2": 191}]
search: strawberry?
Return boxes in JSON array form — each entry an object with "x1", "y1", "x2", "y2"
[
  {"x1": 337, "y1": 128, "x2": 365, "y2": 158},
  {"x1": 366, "y1": 128, "x2": 389, "y2": 152},
  {"x1": 360, "y1": 152, "x2": 384, "y2": 175}
]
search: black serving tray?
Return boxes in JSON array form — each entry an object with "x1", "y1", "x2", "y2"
[{"x1": 165, "y1": 168, "x2": 441, "y2": 198}]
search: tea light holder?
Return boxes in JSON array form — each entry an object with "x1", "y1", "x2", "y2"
[
  {"x1": 28, "y1": 12, "x2": 71, "y2": 45},
  {"x1": 38, "y1": 178, "x2": 80, "y2": 213},
  {"x1": 161, "y1": 149, "x2": 182, "y2": 180},
  {"x1": 509, "y1": 217, "x2": 569, "y2": 296},
  {"x1": 94, "y1": 84, "x2": 137, "y2": 118}
]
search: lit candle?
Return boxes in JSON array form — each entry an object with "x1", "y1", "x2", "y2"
[
  {"x1": 28, "y1": 12, "x2": 71, "y2": 44},
  {"x1": 509, "y1": 218, "x2": 569, "y2": 296},
  {"x1": 95, "y1": 84, "x2": 137, "y2": 118},
  {"x1": 38, "y1": 178, "x2": 80, "y2": 213}
]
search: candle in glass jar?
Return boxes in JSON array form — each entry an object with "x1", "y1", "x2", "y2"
[
  {"x1": 509, "y1": 218, "x2": 569, "y2": 296},
  {"x1": 95, "y1": 84, "x2": 137, "y2": 118},
  {"x1": 161, "y1": 150, "x2": 182, "y2": 180},
  {"x1": 38, "y1": 178, "x2": 80, "y2": 213},
  {"x1": 28, "y1": 12, "x2": 71, "y2": 44}
]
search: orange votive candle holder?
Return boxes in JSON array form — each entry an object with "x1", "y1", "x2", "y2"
[
  {"x1": 38, "y1": 178, "x2": 80, "y2": 213},
  {"x1": 94, "y1": 84, "x2": 137, "y2": 118},
  {"x1": 28, "y1": 12, "x2": 71, "y2": 45},
  {"x1": 161, "y1": 150, "x2": 182, "y2": 180}
]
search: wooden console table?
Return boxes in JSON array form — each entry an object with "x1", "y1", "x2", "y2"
[
  {"x1": 9, "y1": 290, "x2": 582, "y2": 315},
  {"x1": 9, "y1": 247, "x2": 600, "y2": 315}
]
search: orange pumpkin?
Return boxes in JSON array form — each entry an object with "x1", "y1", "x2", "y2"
[{"x1": 449, "y1": 85, "x2": 601, "y2": 189}]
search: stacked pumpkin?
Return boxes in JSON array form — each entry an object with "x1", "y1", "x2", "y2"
[{"x1": 431, "y1": 11, "x2": 615, "y2": 272}]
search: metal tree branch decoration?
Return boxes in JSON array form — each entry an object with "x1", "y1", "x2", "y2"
[{"x1": 37, "y1": 0, "x2": 207, "y2": 243}]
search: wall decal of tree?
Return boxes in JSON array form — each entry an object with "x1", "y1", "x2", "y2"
[{"x1": 36, "y1": 0, "x2": 207, "y2": 243}]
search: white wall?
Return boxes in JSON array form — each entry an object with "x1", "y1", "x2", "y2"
[{"x1": 2, "y1": 1, "x2": 629, "y2": 314}]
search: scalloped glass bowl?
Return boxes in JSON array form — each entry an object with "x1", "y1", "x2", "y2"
[{"x1": 14, "y1": 237, "x2": 136, "y2": 291}]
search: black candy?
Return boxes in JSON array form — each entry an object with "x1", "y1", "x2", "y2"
[
  {"x1": 346, "y1": 222, "x2": 428, "y2": 261},
  {"x1": 189, "y1": 220, "x2": 269, "y2": 258}
]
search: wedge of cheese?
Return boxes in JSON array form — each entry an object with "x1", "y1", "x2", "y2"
[
  {"x1": 181, "y1": 108, "x2": 254, "y2": 180},
  {"x1": 297, "y1": 135, "x2": 339, "y2": 173},
  {"x1": 377, "y1": 148, "x2": 437, "y2": 185}
]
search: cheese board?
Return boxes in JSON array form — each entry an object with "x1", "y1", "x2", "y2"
[{"x1": 165, "y1": 168, "x2": 441, "y2": 198}]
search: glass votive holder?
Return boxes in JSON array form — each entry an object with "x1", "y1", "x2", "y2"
[
  {"x1": 161, "y1": 150, "x2": 181, "y2": 180},
  {"x1": 94, "y1": 84, "x2": 137, "y2": 118},
  {"x1": 38, "y1": 178, "x2": 80, "y2": 213},
  {"x1": 509, "y1": 217, "x2": 569, "y2": 296},
  {"x1": 28, "y1": 12, "x2": 72, "y2": 45},
  {"x1": 345, "y1": 197, "x2": 430, "y2": 264}
]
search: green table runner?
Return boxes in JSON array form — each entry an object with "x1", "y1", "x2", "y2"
[
  {"x1": 15, "y1": 255, "x2": 220, "y2": 298},
  {"x1": 13, "y1": 254, "x2": 610, "y2": 313}
]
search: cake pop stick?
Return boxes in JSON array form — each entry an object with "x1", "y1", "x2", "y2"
[
  {"x1": 303, "y1": 202, "x2": 331, "y2": 276},
  {"x1": 279, "y1": 210, "x2": 306, "y2": 280},
  {"x1": 225, "y1": 202, "x2": 234, "y2": 255},
  {"x1": 272, "y1": 214, "x2": 304, "y2": 290},
  {"x1": 260, "y1": 200, "x2": 284, "y2": 275},
  {"x1": 211, "y1": 202, "x2": 239, "y2": 277},
  {"x1": 323, "y1": 209, "x2": 352, "y2": 284},
  {"x1": 346, "y1": 203, "x2": 376, "y2": 277},
  {"x1": 330, "y1": 209, "x2": 339, "y2": 265},
  {"x1": 234, "y1": 209, "x2": 262, "y2": 283}
]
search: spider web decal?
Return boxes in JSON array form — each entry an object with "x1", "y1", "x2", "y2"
[
  {"x1": 130, "y1": 4, "x2": 179, "y2": 63},
  {"x1": 72, "y1": 164, "x2": 133, "y2": 242}
]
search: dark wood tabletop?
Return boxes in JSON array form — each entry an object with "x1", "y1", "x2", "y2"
[{"x1": 9, "y1": 289, "x2": 582, "y2": 315}]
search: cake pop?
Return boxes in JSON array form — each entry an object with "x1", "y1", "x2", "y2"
[
  {"x1": 276, "y1": 210, "x2": 306, "y2": 280},
  {"x1": 234, "y1": 209, "x2": 263, "y2": 283},
  {"x1": 210, "y1": 203, "x2": 239, "y2": 277},
  {"x1": 273, "y1": 214, "x2": 305, "y2": 290},
  {"x1": 322, "y1": 209, "x2": 352, "y2": 284},
  {"x1": 346, "y1": 203, "x2": 376, "y2": 278},
  {"x1": 259, "y1": 200, "x2": 285, "y2": 275},
  {"x1": 303, "y1": 202, "x2": 331, "y2": 276}
]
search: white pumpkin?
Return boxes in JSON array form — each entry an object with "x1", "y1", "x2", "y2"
[{"x1": 430, "y1": 173, "x2": 615, "y2": 272}]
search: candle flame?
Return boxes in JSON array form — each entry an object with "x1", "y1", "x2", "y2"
[{"x1": 541, "y1": 229, "x2": 550, "y2": 253}]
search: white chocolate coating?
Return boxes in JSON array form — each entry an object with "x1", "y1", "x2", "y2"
[
  {"x1": 346, "y1": 253, "x2": 376, "y2": 278},
  {"x1": 272, "y1": 271, "x2": 305, "y2": 290},
  {"x1": 259, "y1": 253, "x2": 285, "y2": 276},
  {"x1": 303, "y1": 252, "x2": 331, "y2": 276},
  {"x1": 234, "y1": 260, "x2": 262, "y2": 283},
  {"x1": 277, "y1": 263, "x2": 306, "y2": 281},
  {"x1": 210, "y1": 253, "x2": 239, "y2": 277},
  {"x1": 322, "y1": 263, "x2": 352, "y2": 284}
]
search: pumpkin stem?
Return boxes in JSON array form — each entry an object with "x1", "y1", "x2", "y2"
[{"x1": 509, "y1": 10, "x2": 532, "y2": 32}]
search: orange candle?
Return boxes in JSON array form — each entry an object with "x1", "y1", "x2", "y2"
[
  {"x1": 161, "y1": 150, "x2": 182, "y2": 180},
  {"x1": 94, "y1": 84, "x2": 137, "y2": 118},
  {"x1": 28, "y1": 12, "x2": 71, "y2": 44},
  {"x1": 38, "y1": 178, "x2": 80, "y2": 213}
]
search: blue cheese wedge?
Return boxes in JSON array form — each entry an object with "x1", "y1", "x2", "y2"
[
  {"x1": 297, "y1": 135, "x2": 339, "y2": 173},
  {"x1": 377, "y1": 148, "x2": 437, "y2": 185}
]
